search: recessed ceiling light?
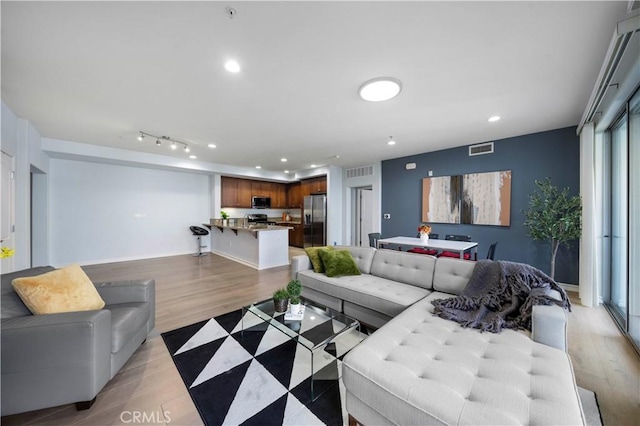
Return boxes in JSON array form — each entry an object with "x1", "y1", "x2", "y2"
[
  {"x1": 255, "y1": 165, "x2": 261, "y2": 169},
  {"x1": 488, "y1": 115, "x2": 501, "y2": 122},
  {"x1": 189, "y1": 155, "x2": 197, "y2": 159},
  {"x1": 310, "y1": 164, "x2": 317, "y2": 168},
  {"x1": 359, "y1": 77, "x2": 402, "y2": 102},
  {"x1": 225, "y1": 60, "x2": 241, "y2": 73},
  {"x1": 387, "y1": 136, "x2": 396, "y2": 146},
  {"x1": 208, "y1": 143, "x2": 216, "y2": 148},
  {"x1": 281, "y1": 158, "x2": 287, "y2": 162},
  {"x1": 284, "y1": 170, "x2": 290, "y2": 173}
]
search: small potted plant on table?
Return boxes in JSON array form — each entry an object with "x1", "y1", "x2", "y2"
[
  {"x1": 272, "y1": 288, "x2": 289, "y2": 313},
  {"x1": 286, "y1": 279, "x2": 302, "y2": 314}
]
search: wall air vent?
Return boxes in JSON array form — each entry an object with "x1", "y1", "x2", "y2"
[
  {"x1": 469, "y1": 142, "x2": 494, "y2": 156},
  {"x1": 346, "y1": 165, "x2": 374, "y2": 179}
]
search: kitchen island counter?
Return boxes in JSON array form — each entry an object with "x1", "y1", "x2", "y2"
[
  {"x1": 210, "y1": 219, "x2": 292, "y2": 234},
  {"x1": 209, "y1": 219, "x2": 291, "y2": 270}
]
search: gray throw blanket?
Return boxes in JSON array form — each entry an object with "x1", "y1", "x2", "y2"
[{"x1": 431, "y1": 260, "x2": 571, "y2": 333}]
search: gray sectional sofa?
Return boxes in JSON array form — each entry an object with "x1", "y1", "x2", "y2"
[
  {"x1": 1, "y1": 266, "x2": 156, "y2": 416},
  {"x1": 291, "y1": 246, "x2": 585, "y2": 425}
]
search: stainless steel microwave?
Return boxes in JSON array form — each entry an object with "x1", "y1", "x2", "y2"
[{"x1": 251, "y1": 196, "x2": 271, "y2": 209}]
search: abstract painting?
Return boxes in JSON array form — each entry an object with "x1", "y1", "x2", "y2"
[
  {"x1": 422, "y1": 175, "x2": 461, "y2": 224},
  {"x1": 461, "y1": 170, "x2": 512, "y2": 226}
]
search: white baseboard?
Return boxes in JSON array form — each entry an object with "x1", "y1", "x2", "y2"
[
  {"x1": 211, "y1": 250, "x2": 259, "y2": 270},
  {"x1": 60, "y1": 250, "x2": 194, "y2": 267},
  {"x1": 558, "y1": 282, "x2": 579, "y2": 293}
]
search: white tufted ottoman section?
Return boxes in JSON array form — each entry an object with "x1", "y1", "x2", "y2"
[{"x1": 343, "y1": 293, "x2": 585, "y2": 425}]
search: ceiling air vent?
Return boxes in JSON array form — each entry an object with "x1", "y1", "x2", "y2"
[
  {"x1": 469, "y1": 142, "x2": 494, "y2": 156},
  {"x1": 346, "y1": 165, "x2": 374, "y2": 179}
]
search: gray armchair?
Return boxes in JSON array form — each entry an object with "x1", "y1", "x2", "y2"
[{"x1": 1, "y1": 266, "x2": 155, "y2": 416}]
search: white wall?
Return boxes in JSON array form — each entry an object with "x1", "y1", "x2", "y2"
[{"x1": 49, "y1": 159, "x2": 211, "y2": 266}]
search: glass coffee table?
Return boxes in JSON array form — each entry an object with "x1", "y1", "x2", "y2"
[{"x1": 242, "y1": 297, "x2": 365, "y2": 400}]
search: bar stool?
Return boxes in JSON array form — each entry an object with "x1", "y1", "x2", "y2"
[{"x1": 190, "y1": 226, "x2": 209, "y2": 257}]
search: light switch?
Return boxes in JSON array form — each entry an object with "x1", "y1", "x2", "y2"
[{"x1": 384, "y1": 214, "x2": 391, "y2": 219}]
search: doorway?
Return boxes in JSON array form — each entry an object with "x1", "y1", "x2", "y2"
[
  {"x1": 355, "y1": 187, "x2": 373, "y2": 247},
  {"x1": 1, "y1": 151, "x2": 16, "y2": 272}
]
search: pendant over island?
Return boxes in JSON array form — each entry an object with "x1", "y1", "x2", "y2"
[{"x1": 208, "y1": 218, "x2": 292, "y2": 270}]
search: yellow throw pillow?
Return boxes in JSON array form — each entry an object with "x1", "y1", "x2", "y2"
[
  {"x1": 304, "y1": 246, "x2": 334, "y2": 273},
  {"x1": 12, "y1": 264, "x2": 105, "y2": 315}
]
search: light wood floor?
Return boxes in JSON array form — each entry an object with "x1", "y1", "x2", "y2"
[{"x1": 2, "y1": 251, "x2": 639, "y2": 426}]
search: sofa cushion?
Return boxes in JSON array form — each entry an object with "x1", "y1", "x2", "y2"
[
  {"x1": 298, "y1": 270, "x2": 430, "y2": 318},
  {"x1": 370, "y1": 249, "x2": 436, "y2": 290},
  {"x1": 1, "y1": 266, "x2": 55, "y2": 318},
  {"x1": 11, "y1": 264, "x2": 105, "y2": 315},
  {"x1": 304, "y1": 246, "x2": 333, "y2": 273},
  {"x1": 337, "y1": 246, "x2": 376, "y2": 274},
  {"x1": 432, "y1": 256, "x2": 476, "y2": 295},
  {"x1": 107, "y1": 302, "x2": 150, "y2": 353},
  {"x1": 343, "y1": 295, "x2": 584, "y2": 425},
  {"x1": 319, "y1": 249, "x2": 361, "y2": 277}
]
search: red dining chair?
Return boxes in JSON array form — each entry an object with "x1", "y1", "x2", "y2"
[{"x1": 408, "y1": 233, "x2": 439, "y2": 255}]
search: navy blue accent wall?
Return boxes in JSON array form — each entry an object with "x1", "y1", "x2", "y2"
[{"x1": 381, "y1": 126, "x2": 580, "y2": 284}]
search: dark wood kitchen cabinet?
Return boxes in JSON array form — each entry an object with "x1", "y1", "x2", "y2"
[
  {"x1": 271, "y1": 183, "x2": 287, "y2": 208},
  {"x1": 221, "y1": 177, "x2": 252, "y2": 208},
  {"x1": 286, "y1": 183, "x2": 302, "y2": 208},
  {"x1": 301, "y1": 176, "x2": 326, "y2": 197},
  {"x1": 289, "y1": 223, "x2": 304, "y2": 248},
  {"x1": 222, "y1": 176, "x2": 325, "y2": 210},
  {"x1": 251, "y1": 181, "x2": 271, "y2": 196}
]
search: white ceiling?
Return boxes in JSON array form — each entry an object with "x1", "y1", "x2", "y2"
[{"x1": 1, "y1": 1, "x2": 631, "y2": 174}]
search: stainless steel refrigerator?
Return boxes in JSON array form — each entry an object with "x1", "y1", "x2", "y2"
[{"x1": 303, "y1": 194, "x2": 326, "y2": 247}]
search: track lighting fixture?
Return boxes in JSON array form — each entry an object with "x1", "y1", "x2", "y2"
[{"x1": 137, "y1": 131, "x2": 191, "y2": 155}]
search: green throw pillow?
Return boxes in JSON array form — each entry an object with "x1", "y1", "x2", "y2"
[
  {"x1": 305, "y1": 246, "x2": 333, "y2": 273},
  {"x1": 318, "y1": 249, "x2": 361, "y2": 277}
]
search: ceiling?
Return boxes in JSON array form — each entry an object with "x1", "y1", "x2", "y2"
[{"x1": 1, "y1": 1, "x2": 632, "y2": 174}]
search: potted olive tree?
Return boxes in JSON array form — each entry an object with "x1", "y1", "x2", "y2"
[{"x1": 523, "y1": 178, "x2": 582, "y2": 280}]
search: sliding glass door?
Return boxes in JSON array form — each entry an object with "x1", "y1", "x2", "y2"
[
  {"x1": 604, "y1": 87, "x2": 640, "y2": 352},
  {"x1": 607, "y1": 115, "x2": 628, "y2": 326},
  {"x1": 628, "y1": 90, "x2": 639, "y2": 349}
]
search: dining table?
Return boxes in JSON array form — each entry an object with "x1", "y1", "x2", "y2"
[{"x1": 377, "y1": 236, "x2": 478, "y2": 260}]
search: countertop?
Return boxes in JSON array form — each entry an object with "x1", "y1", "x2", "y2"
[{"x1": 209, "y1": 219, "x2": 292, "y2": 232}]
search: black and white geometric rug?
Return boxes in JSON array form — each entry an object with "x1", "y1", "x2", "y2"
[{"x1": 162, "y1": 309, "x2": 364, "y2": 426}]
